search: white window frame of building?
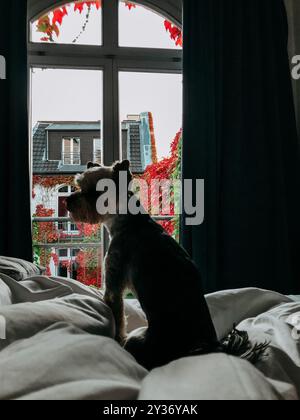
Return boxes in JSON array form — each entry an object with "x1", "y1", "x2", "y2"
[
  {"x1": 62, "y1": 137, "x2": 81, "y2": 165},
  {"x1": 57, "y1": 185, "x2": 78, "y2": 233},
  {"x1": 57, "y1": 248, "x2": 80, "y2": 279},
  {"x1": 93, "y1": 138, "x2": 102, "y2": 164}
]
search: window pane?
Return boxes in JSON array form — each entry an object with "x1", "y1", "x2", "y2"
[
  {"x1": 31, "y1": 1, "x2": 102, "y2": 46},
  {"x1": 31, "y1": 68, "x2": 103, "y2": 288},
  {"x1": 93, "y1": 138, "x2": 102, "y2": 164},
  {"x1": 73, "y1": 138, "x2": 81, "y2": 165},
  {"x1": 119, "y1": 1, "x2": 182, "y2": 49},
  {"x1": 58, "y1": 196, "x2": 68, "y2": 218},
  {"x1": 63, "y1": 138, "x2": 72, "y2": 164},
  {"x1": 59, "y1": 186, "x2": 69, "y2": 193},
  {"x1": 62, "y1": 138, "x2": 81, "y2": 165},
  {"x1": 119, "y1": 72, "x2": 182, "y2": 240},
  {"x1": 59, "y1": 249, "x2": 68, "y2": 257}
]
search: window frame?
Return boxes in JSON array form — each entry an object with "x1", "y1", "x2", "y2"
[
  {"x1": 57, "y1": 184, "x2": 79, "y2": 232},
  {"x1": 62, "y1": 137, "x2": 81, "y2": 165},
  {"x1": 28, "y1": 0, "x2": 183, "y2": 271},
  {"x1": 93, "y1": 137, "x2": 102, "y2": 164},
  {"x1": 27, "y1": 0, "x2": 183, "y2": 166}
]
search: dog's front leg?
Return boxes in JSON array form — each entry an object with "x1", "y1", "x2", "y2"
[
  {"x1": 105, "y1": 289, "x2": 126, "y2": 346},
  {"x1": 104, "y1": 254, "x2": 127, "y2": 346}
]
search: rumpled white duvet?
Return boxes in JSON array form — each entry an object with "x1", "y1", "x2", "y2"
[{"x1": 0, "y1": 273, "x2": 299, "y2": 400}]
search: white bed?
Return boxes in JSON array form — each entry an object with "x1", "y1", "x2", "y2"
[{"x1": 0, "y1": 272, "x2": 299, "y2": 400}]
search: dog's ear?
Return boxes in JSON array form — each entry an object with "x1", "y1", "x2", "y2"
[
  {"x1": 113, "y1": 160, "x2": 130, "y2": 173},
  {"x1": 87, "y1": 162, "x2": 101, "y2": 169}
]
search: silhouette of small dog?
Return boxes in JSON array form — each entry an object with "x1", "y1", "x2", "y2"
[
  {"x1": 66, "y1": 161, "x2": 267, "y2": 370},
  {"x1": 66, "y1": 160, "x2": 218, "y2": 369}
]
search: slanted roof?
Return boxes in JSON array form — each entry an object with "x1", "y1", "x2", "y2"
[
  {"x1": 32, "y1": 122, "x2": 100, "y2": 175},
  {"x1": 32, "y1": 123, "x2": 60, "y2": 174},
  {"x1": 47, "y1": 122, "x2": 101, "y2": 131},
  {"x1": 58, "y1": 164, "x2": 87, "y2": 173}
]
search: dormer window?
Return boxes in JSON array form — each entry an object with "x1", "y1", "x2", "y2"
[{"x1": 62, "y1": 137, "x2": 81, "y2": 165}]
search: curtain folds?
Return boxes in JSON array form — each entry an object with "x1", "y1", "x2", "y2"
[
  {"x1": 182, "y1": 0, "x2": 300, "y2": 294},
  {"x1": 0, "y1": 0, "x2": 33, "y2": 261}
]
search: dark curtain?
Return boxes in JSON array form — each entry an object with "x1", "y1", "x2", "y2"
[
  {"x1": 182, "y1": 0, "x2": 300, "y2": 294},
  {"x1": 0, "y1": 0, "x2": 33, "y2": 261}
]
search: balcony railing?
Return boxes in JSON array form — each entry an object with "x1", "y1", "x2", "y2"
[
  {"x1": 32, "y1": 216, "x2": 102, "y2": 287},
  {"x1": 33, "y1": 217, "x2": 101, "y2": 248},
  {"x1": 93, "y1": 152, "x2": 102, "y2": 165},
  {"x1": 32, "y1": 215, "x2": 174, "y2": 288},
  {"x1": 62, "y1": 152, "x2": 81, "y2": 165},
  {"x1": 32, "y1": 215, "x2": 172, "y2": 248}
]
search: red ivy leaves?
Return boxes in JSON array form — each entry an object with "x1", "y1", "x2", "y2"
[
  {"x1": 36, "y1": 15, "x2": 58, "y2": 42},
  {"x1": 164, "y1": 20, "x2": 183, "y2": 47},
  {"x1": 76, "y1": 249, "x2": 102, "y2": 287},
  {"x1": 33, "y1": 175, "x2": 75, "y2": 189},
  {"x1": 33, "y1": 202, "x2": 102, "y2": 287},
  {"x1": 74, "y1": 1, "x2": 101, "y2": 14},
  {"x1": 74, "y1": 2, "x2": 85, "y2": 13},
  {"x1": 125, "y1": 1, "x2": 136, "y2": 10},
  {"x1": 51, "y1": 252, "x2": 59, "y2": 267},
  {"x1": 37, "y1": 1, "x2": 102, "y2": 41},
  {"x1": 36, "y1": 1, "x2": 182, "y2": 47},
  {"x1": 53, "y1": 7, "x2": 68, "y2": 26},
  {"x1": 148, "y1": 112, "x2": 158, "y2": 164},
  {"x1": 142, "y1": 129, "x2": 182, "y2": 237}
]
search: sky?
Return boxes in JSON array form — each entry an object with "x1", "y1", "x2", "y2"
[{"x1": 31, "y1": 2, "x2": 182, "y2": 159}]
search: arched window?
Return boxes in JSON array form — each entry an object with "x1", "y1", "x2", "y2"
[
  {"x1": 57, "y1": 185, "x2": 77, "y2": 232},
  {"x1": 28, "y1": 0, "x2": 182, "y2": 165},
  {"x1": 29, "y1": 0, "x2": 182, "y2": 285}
]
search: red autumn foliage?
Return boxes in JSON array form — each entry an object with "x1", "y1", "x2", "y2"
[
  {"x1": 164, "y1": 20, "x2": 183, "y2": 47},
  {"x1": 148, "y1": 112, "x2": 158, "y2": 164},
  {"x1": 125, "y1": 1, "x2": 136, "y2": 10},
  {"x1": 33, "y1": 205, "x2": 59, "y2": 271},
  {"x1": 36, "y1": 1, "x2": 182, "y2": 47},
  {"x1": 53, "y1": 6, "x2": 68, "y2": 26},
  {"x1": 33, "y1": 175, "x2": 75, "y2": 189},
  {"x1": 142, "y1": 129, "x2": 182, "y2": 237},
  {"x1": 76, "y1": 249, "x2": 102, "y2": 287},
  {"x1": 33, "y1": 205, "x2": 59, "y2": 243}
]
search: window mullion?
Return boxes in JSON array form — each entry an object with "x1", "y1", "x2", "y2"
[
  {"x1": 103, "y1": 61, "x2": 120, "y2": 163},
  {"x1": 102, "y1": 0, "x2": 120, "y2": 166},
  {"x1": 112, "y1": 58, "x2": 120, "y2": 162},
  {"x1": 103, "y1": 0, "x2": 119, "y2": 49},
  {"x1": 71, "y1": 138, "x2": 74, "y2": 165}
]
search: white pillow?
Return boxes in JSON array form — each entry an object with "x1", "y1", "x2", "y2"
[
  {"x1": 0, "y1": 294, "x2": 115, "y2": 351},
  {"x1": 0, "y1": 324, "x2": 147, "y2": 400},
  {"x1": 139, "y1": 353, "x2": 283, "y2": 400},
  {"x1": 125, "y1": 299, "x2": 148, "y2": 333},
  {"x1": 0, "y1": 257, "x2": 45, "y2": 281},
  {"x1": 0, "y1": 279, "x2": 12, "y2": 307},
  {"x1": 124, "y1": 288, "x2": 292, "y2": 341},
  {"x1": 206, "y1": 288, "x2": 292, "y2": 340}
]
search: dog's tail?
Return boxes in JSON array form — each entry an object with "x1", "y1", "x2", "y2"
[
  {"x1": 189, "y1": 326, "x2": 269, "y2": 365},
  {"x1": 220, "y1": 325, "x2": 269, "y2": 364}
]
